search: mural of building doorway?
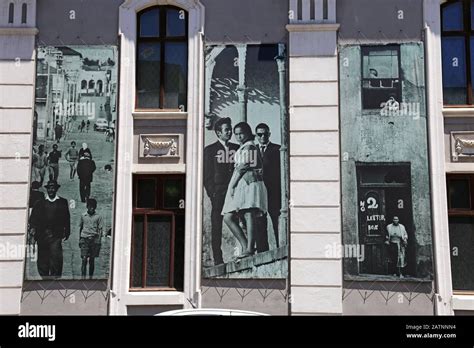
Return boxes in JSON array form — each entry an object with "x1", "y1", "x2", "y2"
[{"x1": 356, "y1": 163, "x2": 415, "y2": 277}]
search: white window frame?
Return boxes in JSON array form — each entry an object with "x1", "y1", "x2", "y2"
[{"x1": 111, "y1": 0, "x2": 205, "y2": 315}]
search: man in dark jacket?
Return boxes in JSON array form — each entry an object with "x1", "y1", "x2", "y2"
[
  {"x1": 29, "y1": 180, "x2": 70, "y2": 279},
  {"x1": 204, "y1": 117, "x2": 239, "y2": 265},
  {"x1": 77, "y1": 152, "x2": 96, "y2": 203},
  {"x1": 255, "y1": 123, "x2": 282, "y2": 250}
]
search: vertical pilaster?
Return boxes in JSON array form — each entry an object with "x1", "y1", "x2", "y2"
[
  {"x1": 287, "y1": 0, "x2": 342, "y2": 315},
  {"x1": 0, "y1": 0, "x2": 38, "y2": 315}
]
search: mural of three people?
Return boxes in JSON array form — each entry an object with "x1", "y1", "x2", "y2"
[{"x1": 202, "y1": 44, "x2": 288, "y2": 279}]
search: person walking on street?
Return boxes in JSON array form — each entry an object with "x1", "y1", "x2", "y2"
[
  {"x1": 48, "y1": 143, "x2": 62, "y2": 182},
  {"x1": 55, "y1": 122, "x2": 63, "y2": 143},
  {"x1": 86, "y1": 120, "x2": 90, "y2": 133},
  {"x1": 32, "y1": 144, "x2": 48, "y2": 185},
  {"x1": 77, "y1": 152, "x2": 96, "y2": 203},
  {"x1": 80, "y1": 120, "x2": 86, "y2": 133},
  {"x1": 29, "y1": 180, "x2": 70, "y2": 279},
  {"x1": 79, "y1": 198, "x2": 104, "y2": 279},
  {"x1": 65, "y1": 141, "x2": 79, "y2": 180}
]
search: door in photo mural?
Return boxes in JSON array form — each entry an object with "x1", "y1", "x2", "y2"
[
  {"x1": 356, "y1": 164, "x2": 414, "y2": 276},
  {"x1": 202, "y1": 44, "x2": 289, "y2": 279},
  {"x1": 26, "y1": 46, "x2": 118, "y2": 280}
]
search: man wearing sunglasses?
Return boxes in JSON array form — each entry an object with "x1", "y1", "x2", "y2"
[{"x1": 255, "y1": 123, "x2": 281, "y2": 251}]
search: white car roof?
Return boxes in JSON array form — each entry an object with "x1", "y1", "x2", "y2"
[{"x1": 156, "y1": 308, "x2": 269, "y2": 316}]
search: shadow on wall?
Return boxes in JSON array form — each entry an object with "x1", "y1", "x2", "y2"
[{"x1": 20, "y1": 280, "x2": 109, "y2": 315}]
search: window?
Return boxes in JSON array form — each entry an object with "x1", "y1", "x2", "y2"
[
  {"x1": 8, "y1": 3, "x2": 14, "y2": 24},
  {"x1": 21, "y1": 3, "x2": 27, "y2": 24},
  {"x1": 447, "y1": 174, "x2": 474, "y2": 291},
  {"x1": 131, "y1": 175, "x2": 185, "y2": 290},
  {"x1": 136, "y1": 6, "x2": 188, "y2": 110},
  {"x1": 361, "y1": 45, "x2": 402, "y2": 110},
  {"x1": 441, "y1": 0, "x2": 474, "y2": 105}
]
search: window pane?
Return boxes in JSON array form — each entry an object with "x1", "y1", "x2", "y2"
[
  {"x1": 472, "y1": 0, "x2": 474, "y2": 30},
  {"x1": 442, "y1": 37, "x2": 467, "y2": 105},
  {"x1": 361, "y1": 46, "x2": 401, "y2": 109},
  {"x1": 132, "y1": 215, "x2": 144, "y2": 287},
  {"x1": 167, "y1": 8, "x2": 186, "y2": 37},
  {"x1": 449, "y1": 217, "x2": 474, "y2": 291},
  {"x1": 136, "y1": 178, "x2": 156, "y2": 208},
  {"x1": 137, "y1": 43, "x2": 161, "y2": 109},
  {"x1": 173, "y1": 214, "x2": 185, "y2": 290},
  {"x1": 146, "y1": 215, "x2": 172, "y2": 287},
  {"x1": 163, "y1": 179, "x2": 184, "y2": 209},
  {"x1": 164, "y1": 42, "x2": 187, "y2": 109},
  {"x1": 442, "y1": 1, "x2": 464, "y2": 31},
  {"x1": 448, "y1": 179, "x2": 471, "y2": 209},
  {"x1": 139, "y1": 8, "x2": 160, "y2": 37}
]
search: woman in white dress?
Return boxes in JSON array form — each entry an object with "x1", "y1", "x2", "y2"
[{"x1": 222, "y1": 122, "x2": 268, "y2": 259}]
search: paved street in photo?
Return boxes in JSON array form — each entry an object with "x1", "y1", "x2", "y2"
[{"x1": 26, "y1": 108, "x2": 115, "y2": 280}]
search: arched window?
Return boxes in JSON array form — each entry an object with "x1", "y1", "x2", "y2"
[
  {"x1": 441, "y1": 0, "x2": 474, "y2": 105},
  {"x1": 81, "y1": 80, "x2": 87, "y2": 90},
  {"x1": 88, "y1": 80, "x2": 95, "y2": 90},
  {"x1": 136, "y1": 6, "x2": 188, "y2": 110},
  {"x1": 97, "y1": 80, "x2": 103, "y2": 94},
  {"x1": 8, "y1": 3, "x2": 14, "y2": 24},
  {"x1": 21, "y1": 3, "x2": 27, "y2": 24}
]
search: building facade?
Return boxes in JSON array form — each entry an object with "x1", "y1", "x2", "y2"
[{"x1": 0, "y1": 0, "x2": 473, "y2": 316}]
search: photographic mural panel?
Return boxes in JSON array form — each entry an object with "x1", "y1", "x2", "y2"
[
  {"x1": 202, "y1": 44, "x2": 289, "y2": 279},
  {"x1": 340, "y1": 43, "x2": 434, "y2": 280},
  {"x1": 26, "y1": 46, "x2": 118, "y2": 280}
]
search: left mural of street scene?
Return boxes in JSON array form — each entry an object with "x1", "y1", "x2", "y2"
[{"x1": 26, "y1": 46, "x2": 118, "y2": 280}]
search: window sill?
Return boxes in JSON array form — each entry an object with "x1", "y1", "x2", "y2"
[
  {"x1": 133, "y1": 111, "x2": 188, "y2": 120},
  {"x1": 443, "y1": 107, "x2": 474, "y2": 118},
  {"x1": 123, "y1": 290, "x2": 185, "y2": 306},
  {"x1": 452, "y1": 294, "x2": 474, "y2": 311}
]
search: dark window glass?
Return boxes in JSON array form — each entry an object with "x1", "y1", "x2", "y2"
[
  {"x1": 472, "y1": 0, "x2": 474, "y2": 30},
  {"x1": 137, "y1": 43, "x2": 161, "y2": 109},
  {"x1": 442, "y1": 37, "x2": 468, "y2": 105},
  {"x1": 136, "y1": 178, "x2": 156, "y2": 208},
  {"x1": 140, "y1": 8, "x2": 160, "y2": 37},
  {"x1": 137, "y1": 6, "x2": 187, "y2": 110},
  {"x1": 163, "y1": 178, "x2": 183, "y2": 209},
  {"x1": 8, "y1": 3, "x2": 14, "y2": 23},
  {"x1": 448, "y1": 179, "x2": 471, "y2": 209},
  {"x1": 146, "y1": 215, "x2": 172, "y2": 287},
  {"x1": 166, "y1": 9, "x2": 186, "y2": 37},
  {"x1": 164, "y1": 42, "x2": 187, "y2": 109},
  {"x1": 21, "y1": 3, "x2": 27, "y2": 24},
  {"x1": 132, "y1": 215, "x2": 144, "y2": 287},
  {"x1": 173, "y1": 214, "x2": 185, "y2": 290},
  {"x1": 361, "y1": 46, "x2": 401, "y2": 110},
  {"x1": 449, "y1": 216, "x2": 474, "y2": 291},
  {"x1": 442, "y1": 1, "x2": 464, "y2": 31}
]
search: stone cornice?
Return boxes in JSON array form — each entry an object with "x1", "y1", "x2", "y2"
[
  {"x1": 0, "y1": 27, "x2": 38, "y2": 36},
  {"x1": 286, "y1": 23, "x2": 340, "y2": 33}
]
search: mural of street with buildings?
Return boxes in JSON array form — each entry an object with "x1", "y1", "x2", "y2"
[{"x1": 26, "y1": 46, "x2": 118, "y2": 280}]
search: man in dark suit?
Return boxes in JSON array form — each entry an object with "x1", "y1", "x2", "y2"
[
  {"x1": 29, "y1": 180, "x2": 70, "y2": 279},
  {"x1": 204, "y1": 117, "x2": 239, "y2": 265},
  {"x1": 255, "y1": 123, "x2": 281, "y2": 250}
]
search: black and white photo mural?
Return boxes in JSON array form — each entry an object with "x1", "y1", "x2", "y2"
[
  {"x1": 26, "y1": 46, "x2": 118, "y2": 280},
  {"x1": 202, "y1": 44, "x2": 289, "y2": 279},
  {"x1": 339, "y1": 43, "x2": 434, "y2": 281}
]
